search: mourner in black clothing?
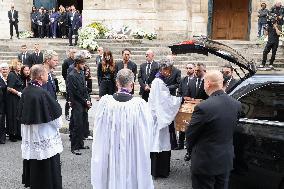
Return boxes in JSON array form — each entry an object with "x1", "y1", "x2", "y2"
[
  {"x1": 62, "y1": 48, "x2": 77, "y2": 120},
  {"x1": 116, "y1": 49, "x2": 137, "y2": 94},
  {"x1": 164, "y1": 56, "x2": 181, "y2": 150},
  {"x1": 30, "y1": 43, "x2": 44, "y2": 66},
  {"x1": 67, "y1": 51, "x2": 91, "y2": 155},
  {"x1": 59, "y1": 6, "x2": 68, "y2": 39},
  {"x1": 261, "y1": 22, "x2": 282, "y2": 68},
  {"x1": 18, "y1": 45, "x2": 31, "y2": 67},
  {"x1": 68, "y1": 5, "x2": 81, "y2": 46},
  {"x1": 6, "y1": 59, "x2": 23, "y2": 142},
  {"x1": 0, "y1": 69, "x2": 7, "y2": 144},
  {"x1": 186, "y1": 71, "x2": 241, "y2": 189},
  {"x1": 18, "y1": 64, "x2": 63, "y2": 189},
  {"x1": 37, "y1": 8, "x2": 45, "y2": 38},
  {"x1": 8, "y1": 4, "x2": 19, "y2": 39},
  {"x1": 176, "y1": 63, "x2": 195, "y2": 150},
  {"x1": 138, "y1": 49, "x2": 159, "y2": 102},
  {"x1": 95, "y1": 47, "x2": 104, "y2": 65},
  {"x1": 221, "y1": 63, "x2": 238, "y2": 93},
  {"x1": 31, "y1": 6, "x2": 38, "y2": 38},
  {"x1": 97, "y1": 50, "x2": 116, "y2": 97},
  {"x1": 42, "y1": 50, "x2": 59, "y2": 100},
  {"x1": 20, "y1": 65, "x2": 31, "y2": 88},
  {"x1": 43, "y1": 9, "x2": 50, "y2": 38}
]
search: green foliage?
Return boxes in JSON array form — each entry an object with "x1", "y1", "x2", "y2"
[{"x1": 88, "y1": 22, "x2": 109, "y2": 38}]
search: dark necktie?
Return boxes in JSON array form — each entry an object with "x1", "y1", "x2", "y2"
[
  {"x1": 146, "y1": 63, "x2": 151, "y2": 77},
  {"x1": 196, "y1": 78, "x2": 202, "y2": 97}
]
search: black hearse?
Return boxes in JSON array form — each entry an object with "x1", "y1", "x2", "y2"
[{"x1": 169, "y1": 37, "x2": 284, "y2": 189}]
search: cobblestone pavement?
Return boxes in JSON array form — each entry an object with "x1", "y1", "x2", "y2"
[{"x1": 0, "y1": 96, "x2": 192, "y2": 189}]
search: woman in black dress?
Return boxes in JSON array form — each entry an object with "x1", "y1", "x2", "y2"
[
  {"x1": 20, "y1": 65, "x2": 31, "y2": 88},
  {"x1": 97, "y1": 50, "x2": 116, "y2": 97},
  {"x1": 6, "y1": 59, "x2": 23, "y2": 142}
]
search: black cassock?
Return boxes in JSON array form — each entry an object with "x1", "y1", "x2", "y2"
[
  {"x1": 18, "y1": 83, "x2": 62, "y2": 189},
  {"x1": 67, "y1": 69, "x2": 90, "y2": 151},
  {"x1": 0, "y1": 77, "x2": 7, "y2": 143},
  {"x1": 6, "y1": 71, "x2": 23, "y2": 140}
]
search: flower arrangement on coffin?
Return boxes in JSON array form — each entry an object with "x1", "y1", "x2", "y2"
[
  {"x1": 105, "y1": 25, "x2": 132, "y2": 39},
  {"x1": 19, "y1": 31, "x2": 33, "y2": 38},
  {"x1": 132, "y1": 30, "x2": 145, "y2": 39},
  {"x1": 78, "y1": 27, "x2": 99, "y2": 51}
]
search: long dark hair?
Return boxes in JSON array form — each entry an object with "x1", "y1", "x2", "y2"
[
  {"x1": 20, "y1": 65, "x2": 30, "y2": 80},
  {"x1": 102, "y1": 50, "x2": 115, "y2": 73}
]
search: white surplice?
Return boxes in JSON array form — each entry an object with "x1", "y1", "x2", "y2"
[
  {"x1": 148, "y1": 78, "x2": 182, "y2": 152},
  {"x1": 91, "y1": 95, "x2": 154, "y2": 189}
]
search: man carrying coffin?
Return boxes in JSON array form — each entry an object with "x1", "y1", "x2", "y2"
[
  {"x1": 148, "y1": 58, "x2": 182, "y2": 178},
  {"x1": 91, "y1": 69, "x2": 154, "y2": 189}
]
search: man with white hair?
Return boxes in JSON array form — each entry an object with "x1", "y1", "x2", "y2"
[
  {"x1": 91, "y1": 68, "x2": 154, "y2": 189},
  {"x1": 186, "y1": 70, "x2": 241, "y2": 189},
  {"x1": 43, "y1": 50, "x2": 59, "y2": 100}
]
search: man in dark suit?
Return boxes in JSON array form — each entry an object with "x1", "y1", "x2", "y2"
[
  {"x1": 17, "y1": 44, "x2": 31, "y2": 67},
  {"x1": 95, "y1": 47, "x2": 103, "y2": 65},
  {"x1": 164, "y1": 56, "x2": 181, "y2": 150},
  {"x1": 62, "y1": 48, "x2": 77, "y2": 120},
  {"x1": 222, "y1": 63, "x2": 238, "y2": 93},
  {"x1": 116, "y1": 49, "x2": 137, "y2": 94},
  {"x1": 68, "y1": 5, "x2": 81, "y2": 46},
  {"x1": 30, "y1": 43, "x2": 44, "y2": 66},
  {"x1": 138, "y1": 50, "x2": 159, "y2": 101},
  {"x1": 176, "y1": 63, "x2": 195, "y2": 150},
  {"x1": 8, "y1": 4, "x2": 19, "y2": 39},
  {"x1": 186, "y1": 70, "x2": 241, "y2": 189}
]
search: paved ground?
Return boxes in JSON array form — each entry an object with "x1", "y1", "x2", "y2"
[{"x1": 0, "y1": 96, "x2": 192, "y2": 189}]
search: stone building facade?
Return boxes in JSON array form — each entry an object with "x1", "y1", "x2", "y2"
[{"x1": 0, "y1": 0, "x2": 279, "y2": 40}]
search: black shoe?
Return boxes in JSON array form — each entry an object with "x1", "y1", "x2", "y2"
[
  {"x1": 80, "y1": 146, "x2": 90, "y2": 150},
  {"x1": 174, "y1": 146, "x2": 184, "y2": 150},
  {"x1": 71, "y1": 150, "x2": 82, "y2": 155},
  {"x1": 9, "y1": 138, "x2": 17, "y2": 142},
  {"x1": 74, "y1": 43, "x2": 77, "y2": 46},
  {"x1": 184, "y1": 153, "x2": 191, "y2": 161},
  {"x1": 69, "y1": 44, "x2": 73, "y2": 46},
  {"x1": 0, "y1": 141, "x2": 5, "y2": 144},
  {"x1": 10, "y1": 36, "x2": 12, "y2": 39}
]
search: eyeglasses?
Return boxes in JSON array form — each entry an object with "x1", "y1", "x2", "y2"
[{"x1": 186, "y1": 67, "x2": 193, "y2": 69}]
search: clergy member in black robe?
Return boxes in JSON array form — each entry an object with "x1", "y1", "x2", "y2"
[
  {"x1": 18, "y1": 64, "x2": 63, "y2": 189},
  {"x1": 67, "y1": 51, "x2": 91, "y2": 155},
  {"x1": 6, "y1": 60, "x2": 23, "y2": 142}
]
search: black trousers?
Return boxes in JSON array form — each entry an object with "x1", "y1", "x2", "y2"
[
  {"x1": 178, "y1": 131, "x2": 185, "y2": 147},
  {"x1": 192, "y1": 172, "x2": 230, "y2": 189},
  {"x1": 0, "y1": 114, "x2": 5, "y2": 143},
  {"x1": 64, "y1": 93, "x2": 70, "y2": 117},
  {"x1": 22, "y1": 154, "x2": 62, "y2": 189},
  {"x1": 99, "y1": 80, "x2": 115, "y2": 97},
  {"x1": 262, "y1": 41, "x2": 279, "y2": 66},
  {"x1": 169, "y1": 121, "x2": 177, "y2": 149},
  {"x1": 38, "y1": 25, "x2": 44, "y2": 38},
  {"x1": 69, "y1": 28, "x2": 78, "y2": 45},
  {"x1": 31, "y1": 23, "x2": 38, "y2": 37},
  {"x1": 150, "y1": 151, "x2": 171, "y2": 178},
  {"x1": 69, "y1": 104, "x2": 86, "y2": 151},
  {"x1": 10, "y1": 21, "x2": 19, "y2": 37}
]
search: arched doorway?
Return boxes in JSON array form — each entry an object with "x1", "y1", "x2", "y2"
[
  {"x1": 57, "y1": 0, "x2": 83, "y2": 13},
  {"x1": 210, "y1": 0, "x2": 251, "y2": 40}
]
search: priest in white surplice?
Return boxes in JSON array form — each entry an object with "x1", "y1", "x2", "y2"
[
  {"x1": 91, "y1": 69, "x2": 154, "y2": 189},
  {"x1": 148, "y1": 58, "x2": 182, "y2": 178}
]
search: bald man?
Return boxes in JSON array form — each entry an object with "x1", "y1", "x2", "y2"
[{"x1": 185, "y1": 71, "x2": 241, "y2": 189}]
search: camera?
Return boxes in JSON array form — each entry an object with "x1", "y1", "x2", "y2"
[{"x1": 267, "y1": 13, "x2": 278, "y2": 26}]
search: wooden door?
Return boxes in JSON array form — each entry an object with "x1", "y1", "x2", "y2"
[{"x1": 212, "y1": 0, "x2": 249, "y2": 40}]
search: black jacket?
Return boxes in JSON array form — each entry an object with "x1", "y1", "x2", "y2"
[
  {"x1": 164, "y1": 66, "x2": 181, "y2": 96},
  {"x1": 177, "y1": 76, "x2": 195, "y2": 97},
  {"x1": 115, "y1": 60, "x2": 137, "y2": 81},
  {"x1": 68, "y1": 12, "x2": 81, "y2": 30},
  {"x1": 30, "y1": 51, "x2": 44, "y2": 66},
  {"x1": 0, "y1": 77, "x2": 7, "y2": 114},
  {"x1": 138, "y1": 61, "x2": 159, "y2": 94},
  {"x1": 186, "y1": 90, "x2": 241, "y2": 175},
  {"x1": 8, "y1": 10, "x2": 19, "y2": 23},
  {"x1": 225, "y1": 77, "x2": 238, "y2": 93},
  {"x1": 186, "y1": 77, "x2": 208, "y2": 100},
  {"x1": 67, "y1": 69, "x2": 90, "y2": 109},
  {"x1": 62, "y1": 58, "x2": 75, "y2": 80},
  {"x1": 97, "y1": 63, "x2": 116, "y2": 86},
  {"x1": 18, "y1": 52, "x2": 32, "y2": 67}
]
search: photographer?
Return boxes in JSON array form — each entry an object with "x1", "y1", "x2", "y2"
[
  {"x1": 270, "y1": 1, "x2": 284, "y2": 25},
  {"x1": 260, "y1": 21, "x2": 282, "y2": 69}
]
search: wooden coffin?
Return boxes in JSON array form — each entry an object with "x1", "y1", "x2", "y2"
[{"x1": 175, "y1": 99, "x2": 202, "y2": 132}]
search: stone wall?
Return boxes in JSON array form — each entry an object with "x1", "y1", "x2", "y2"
[{"x1": 0, "y1": 0, "x2": 33, "y2": 39}]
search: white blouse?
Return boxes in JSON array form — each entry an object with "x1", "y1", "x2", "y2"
[{"x1": 21, "y1": 117, "x2": 63, "y2": 160}]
